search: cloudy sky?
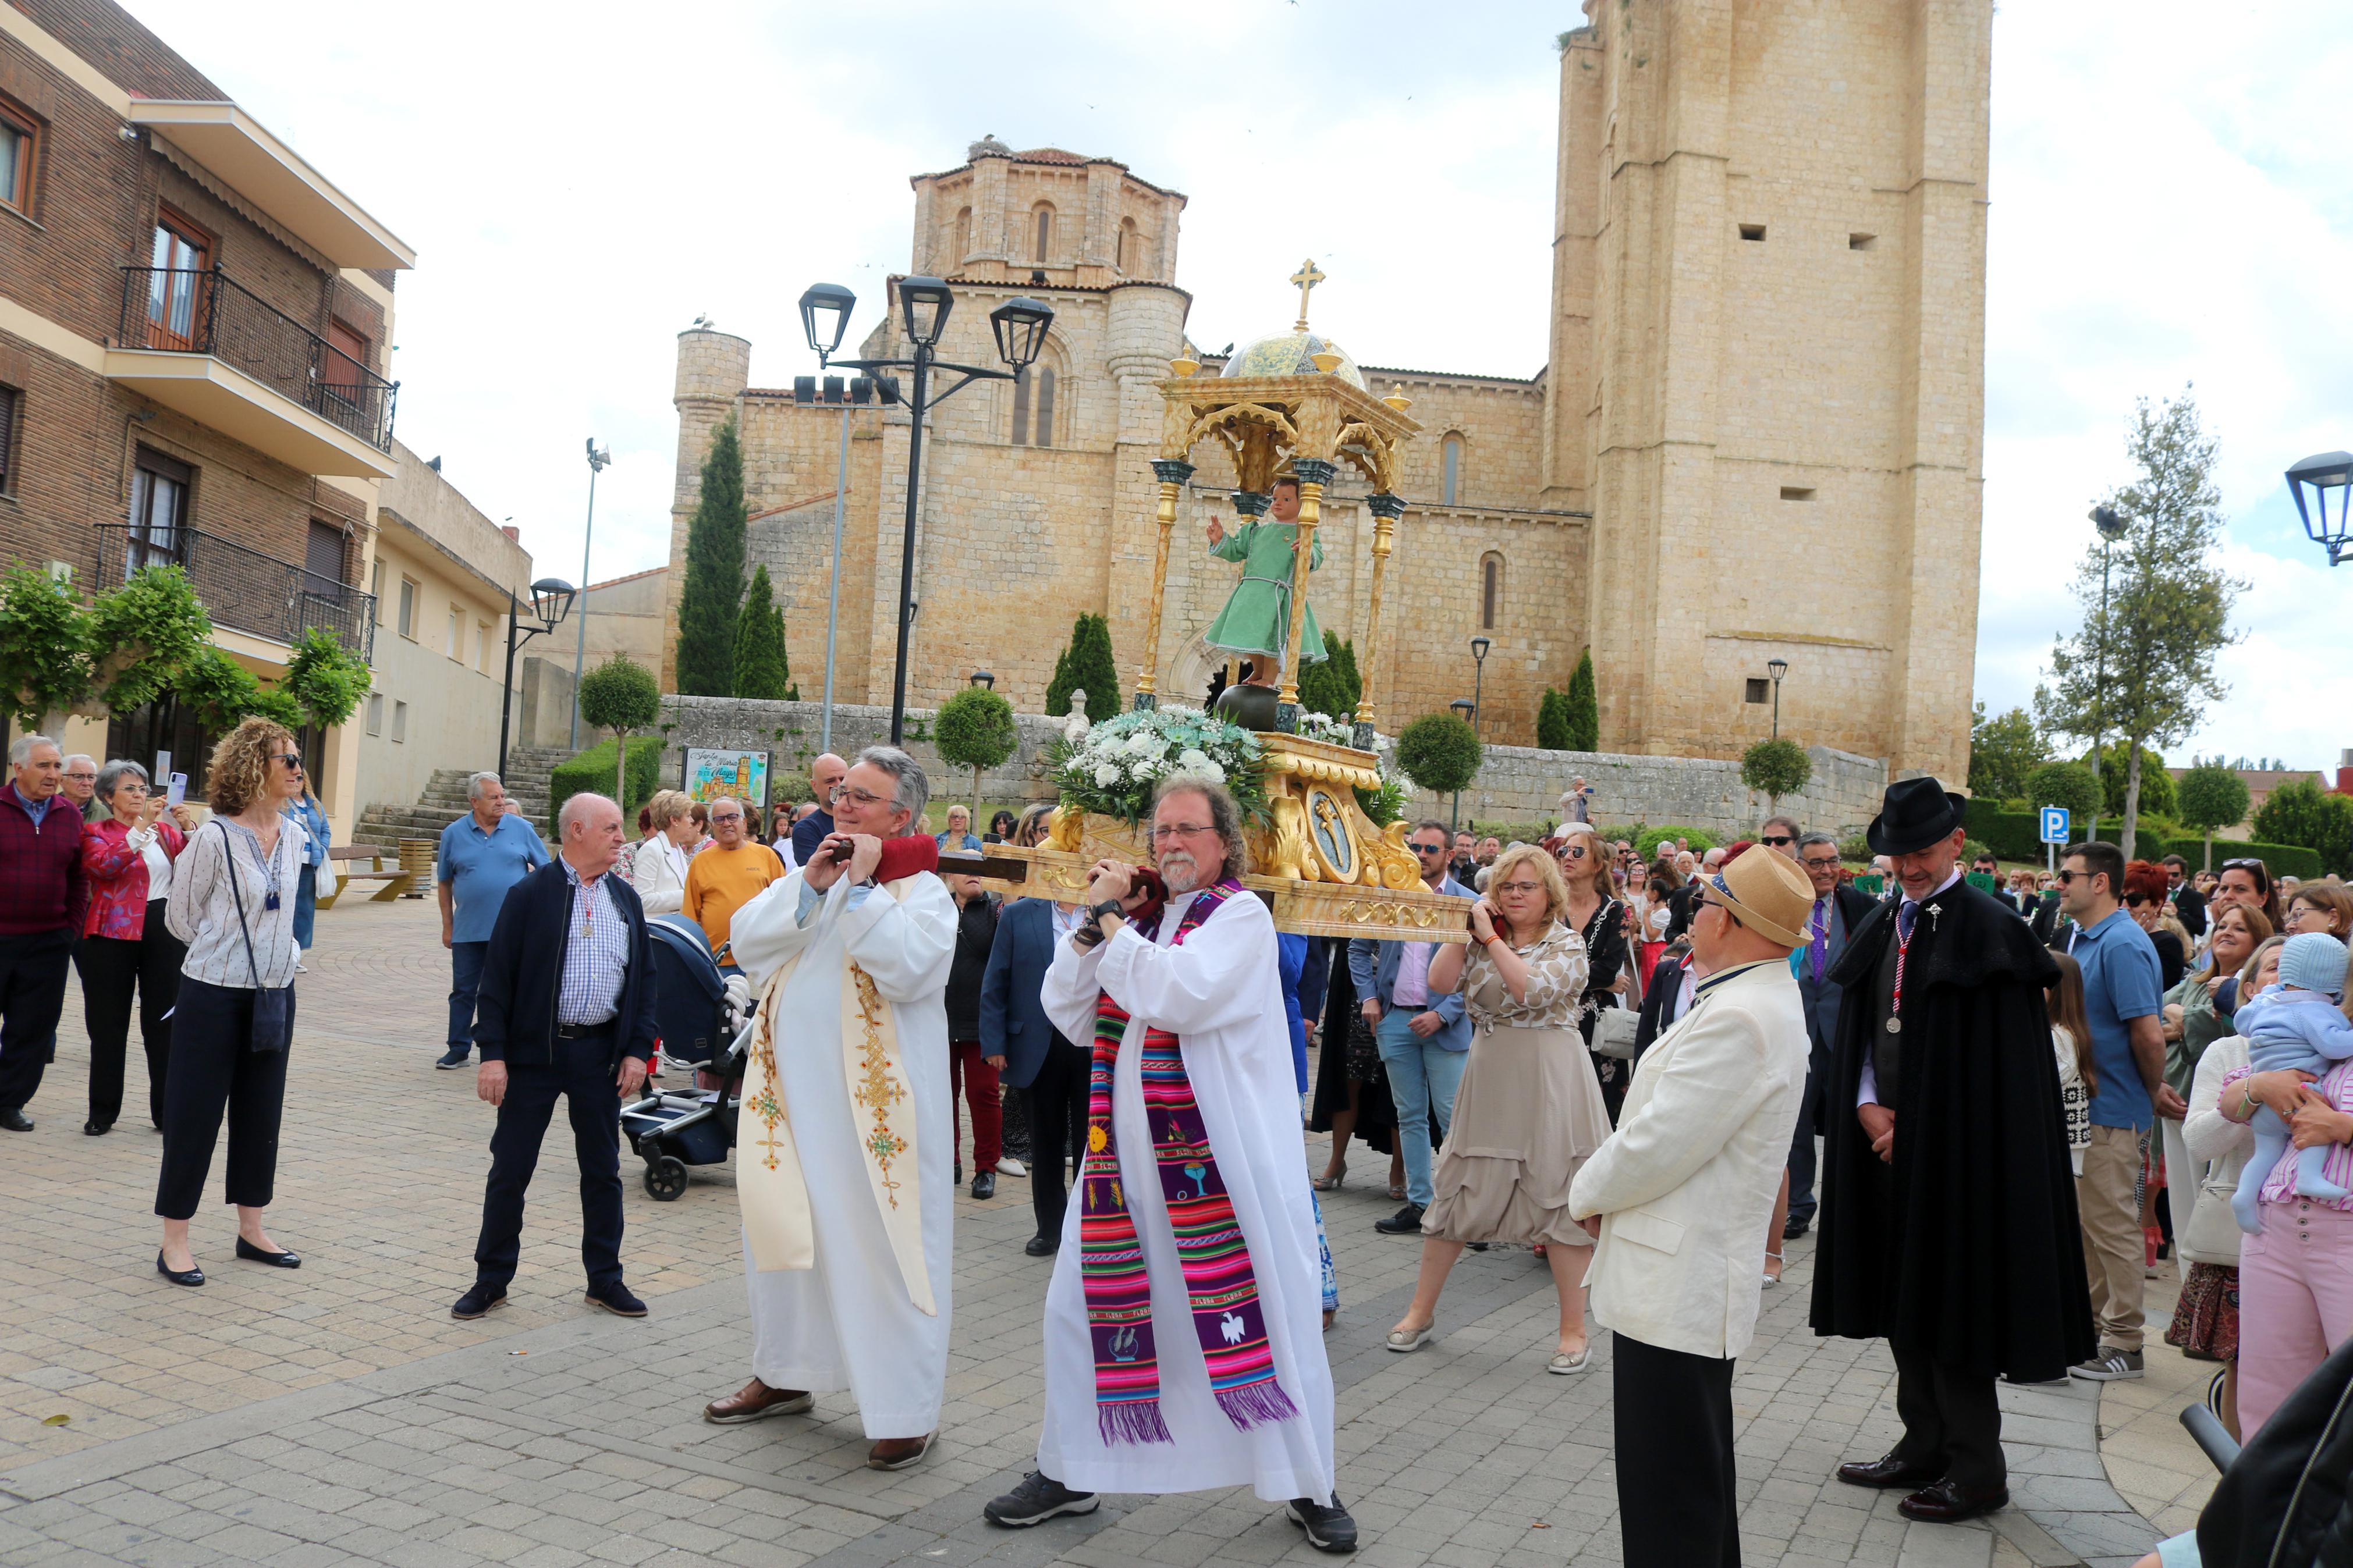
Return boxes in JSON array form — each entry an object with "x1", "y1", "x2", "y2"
[{"x1": 129, "y1": 1, "x2": 2353, "y2": 770}]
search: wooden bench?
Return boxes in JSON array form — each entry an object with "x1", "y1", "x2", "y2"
[{"x1": 316, "y1": 842, "x2": 416, "y2": 908}]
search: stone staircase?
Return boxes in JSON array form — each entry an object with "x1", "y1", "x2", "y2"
[{"x1": 352, "y1": 746, "x2": 571, "y2": 884}]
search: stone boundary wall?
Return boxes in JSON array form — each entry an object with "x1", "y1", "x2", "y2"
[{"x1": 655, "y1": 695, "x2": 1070, "y2": 811}]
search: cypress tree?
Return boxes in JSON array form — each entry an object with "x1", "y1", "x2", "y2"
[
  {"x1": 1045, "y1": 614, "x2": 1119, "y2": 721},
  {"x1": 732, "y1": 564, "x2": 797, "y2": 700},
  {"x1": 675, "y1": 417, "x2": 748, "y2": 696},
  {"x1": 1536, "y1": 688, "x2": 1572, "y2": 751},
  {"x1": 1044, "y1": 617, "x2": 1085, "y2": 717},
  {"x1": 1564, "y1": 647, "x2": 1599, "y2": 751}
]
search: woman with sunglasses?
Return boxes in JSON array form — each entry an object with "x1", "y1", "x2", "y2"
[
  {"x1": 154, "y1": 717, "x2": 310, "y2": 1286},
  {"x1": 2123, "y1": 861, "x2": 2189, "y2": 991},
  {"x1": 1557, "y1": 825, "x2": 1632, "y2": 1123}
]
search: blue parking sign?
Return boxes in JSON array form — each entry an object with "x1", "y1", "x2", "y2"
[{"x1": 2039, "y1": 806, "x2": 2070, "y2": 845}]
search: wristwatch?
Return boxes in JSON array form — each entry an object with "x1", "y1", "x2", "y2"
[{"x1": 1089, "y1": 899, "x2": 1127, "y2": 924}]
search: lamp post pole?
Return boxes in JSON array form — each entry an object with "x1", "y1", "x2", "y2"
[
  {"x1": 1768, "y1": 656, "x2": 1789, "y2": 741},
  {"x1": 1450, "y1": 696, "x2": 1477, "y2": 833},
  {"x1": 567, "y1": 439, "x2": 610, "y2": 751},
  {"x1": 1470, "y1": 636, "x2": 1490, "y2": 745},
  {"x1": 885, "y1": 341, "x2": 933, "y2": 746},
  {"x1": 821, "y1": 406, "x2": 849, "y2": 756}
]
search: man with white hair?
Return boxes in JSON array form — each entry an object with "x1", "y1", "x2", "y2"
[
  {"x1": 702, "y1": 747, "x2": 959, "y2": 1473},
  {"x1": 452, "y1": 793, "x2": 657, "y2": 1321},
  {"x1": 435, "y1": 772, "x2": 548, "y2": 1070},
  {"x1": 61, "y1": 754, "x2": 99, "y2": 823},
  {"x1": 0, "y1": 735, "x2": 83, "y2": 1130}
]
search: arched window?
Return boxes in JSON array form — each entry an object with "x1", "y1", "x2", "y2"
[
  {"x1": 1480, "y1": 552, "x2": 1503, "y2": 630},
  {"x1": 1012, "y1": 367, "x2": 1057, "y2": 447},
  {"x1": 1442, "y1": 434, "x2": 1464, "y2": 506},
  {"x1": 1116, "y1": 218, "x2": 1138, "y2": 273},
  {"x1": 952, "y1": 206, "x2": 971, "y2": 271},
  {"x1": 1032, "y1": 203, "x2": 1055, "y2": 264},
  {"x1": 1035, "y1": 367, "x2": 1056, "y2": 447}
]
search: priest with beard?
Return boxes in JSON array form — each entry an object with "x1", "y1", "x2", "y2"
[
  {"x1": 982, "y1": 774, "x2": 1356, "y2": 1555},
  {"x1": 1811, "y1": 778, "x2": 2093, "y2": 1524},
  {"x1": 699, "y1": 746, "x2": 958, "y2": 1473}
]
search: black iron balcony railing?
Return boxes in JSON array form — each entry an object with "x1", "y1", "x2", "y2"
[
  {"x1": 116, "y1": 266, "x2": 398, "y2": 453},
  {"x1": 94, "y1": 524, "x2": 376, "y2": 662}
]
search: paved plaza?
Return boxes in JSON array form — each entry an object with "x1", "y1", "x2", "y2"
[{"x1": 0, "y1": 896, "x2": 2217, "y2": 1567}]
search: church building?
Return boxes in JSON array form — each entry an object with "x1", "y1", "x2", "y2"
[{"x1": 662, "y1": 1, "x2": 1989, "y2": 780}]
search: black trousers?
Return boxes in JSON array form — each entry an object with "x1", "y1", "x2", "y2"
[
  {"x1": 155, "y1": 979, "x2": 293, "y2": 1220},
  {"x1": 1023, "y1": 1040, "x2": 1092, "y2": 1245},
  {"x1": 1891, "y1": 1340, "x2": 2006, "y2": 1489},
  {"x1": 1614, "y1": 1332, "x2": 1740, "y2": 1568},
  {"x1": 1786, "y1": 1026, "x2": 1833, "y2": 1227},
  {"x1": 79, "y1": 906, "x2": 184, "y2": 1128},
  {"x1": 472, "y1": 1034, "x2": 625, "y2": 1290},
  {"x1": 0, "y1": 927, "x2": 73, "y2": 1112}
]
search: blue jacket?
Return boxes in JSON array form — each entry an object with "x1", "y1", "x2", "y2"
[
  {"x1": 1347, "y1": 876, "x2": 1474, "y2": 1053},
  {"x1": 473, "y1": 860, "x2": 659, "y2": 1072},
  {"x1": 1790, "y1": 884, "x2": 1879, "y2": 1055},
  {"x1": 978, "y1": 896, "x2": 1080, "y2": 1088}
]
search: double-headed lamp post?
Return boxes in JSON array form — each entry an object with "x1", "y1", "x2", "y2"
[
  {"x1": 2287, "y1": 450, "x2": 2353, "y2": 565},
  {"x1": 1767, "y1": 656, "x2": 1789, "y2": 739},
  {"x1": 1450, "y1": 695, "x2": 1478, "y2": 833},
  {"x1": 814, "y1": 276, "x2": 1054, "y2": 745},
  {"x1": 499, "y1": 575, "x2": 577, "y2": 784},
  {"x1": 2086, "y1": 503, "x2": 2132, "y2": 838}
]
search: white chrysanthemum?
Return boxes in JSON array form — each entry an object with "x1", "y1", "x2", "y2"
[
  {"x1": 1094, "y1": 762, "x2": 1122, "y2": 787},
  {"x1": 1198, "y1": 760, "x2": 1226, "y2": 784},
  {"x1": 1176, "y1": 748, "x2": 1212, "y2": 771}
]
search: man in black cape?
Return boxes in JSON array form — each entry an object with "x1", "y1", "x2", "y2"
[{"x1": 1810, "y1": 777, "x2": 2093, "y2": 1524}]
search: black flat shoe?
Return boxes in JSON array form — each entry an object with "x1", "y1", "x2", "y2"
[
  {"x1": 1837, "y1": 1453, "x2": 1944, "y2": 1490},
  {"x1": 1, "y1": 1108, "x2": 31, "y2": 1132},
  {"x1": 971, "y1": 1170, "x2": 996, "y2": 1200},
  {"x1": 156, "y1": 1251, "x2": 204, "y2": 1288},
  {"x1": 1898, "y1": 1478, "x2": 2009, "y2": 1523},
  {"x1": 84, "y1": 1120, "x2": 112, "y2": 1136},
  {"x1": 1024, "y1": 1234, "x2": 1055, "y2": 1257},
  {"x1": 235, "y1": 1237, "x2": 301, "y2": 1268}
]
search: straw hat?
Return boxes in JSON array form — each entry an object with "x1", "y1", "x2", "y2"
[{"x1": 1698, "y1": 844, "x2": 1815, "y2": 949}]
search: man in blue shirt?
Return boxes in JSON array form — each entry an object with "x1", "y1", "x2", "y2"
[
  {"x1": 2056, "y1": 840, "x2": 2181, "y2": 1383},
  {"x1": 436, "y1": 772, "x2": 549, "y2": 1069},
  {"x1": 789, "y1": 753, "x2": 847, "y2": 867}
]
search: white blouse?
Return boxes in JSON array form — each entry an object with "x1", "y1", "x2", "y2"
[
  {"x1": 129, "y1": 826, "x2": 173, "y2": 902},
  {"x1": 166, "y1": 819, "x2": 304, "y2": 989}
]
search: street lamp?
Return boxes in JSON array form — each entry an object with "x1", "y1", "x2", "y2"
[
  {"x1": 1469, "y1": 636, "x2": 1491, "y2": 742},
  {"x1": 567, "y1": 438, "x2": 611, "y2": 750},
  {"x1": 2287, "y1": 450, "x2": 2353, "y2": 566},
  {"x1": 824, "y1": 275, "x2": 1054, "y2": 744},
  {"x1": 499, "y1": 575, "x2": 576, "y2": 783},
  {"x1": 1766, "y1": 656, "x2": 1789, "y2": 740},
  {"x1": 1450, "y1": 696, "x2": 1477, "y2": 832},
  {"x1": 2086, "y1": 503, "x2": 2132, "y2": 838},
  {"x1": 970, "y1": 669, "x2": 995, "y2": 690},
  {"x1": 798, "y1": 283, "x2": 864, "y2": 759}
]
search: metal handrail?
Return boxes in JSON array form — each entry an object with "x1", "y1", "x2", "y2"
[
  {"x1": 116, "y1": 265, "x2": 399, "y2": 452},
  {"x1": 92, "y1": 524, "x2": 376, "y2": 662}
]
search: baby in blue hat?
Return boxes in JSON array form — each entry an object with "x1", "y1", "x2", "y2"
[{"x1": 2230, "y1": 931, "x2": 2353, "y2": 1233}]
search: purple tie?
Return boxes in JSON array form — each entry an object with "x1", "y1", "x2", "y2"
[{"x1": 1809, "y1": 898, "x2": 1829, "y2": 981}]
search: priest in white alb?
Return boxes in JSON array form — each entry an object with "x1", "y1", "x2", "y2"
[
  {"x1": 699, "y1": 746, "x2": 957, "y2": 1472},
  {"x1": 981, "y1": 774, "x2": 1358, "y2": 1555}
]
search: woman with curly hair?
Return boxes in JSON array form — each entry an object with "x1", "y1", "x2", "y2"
[{"x1": 155, "y1": 717, "x2": 310, "y2": 1286}]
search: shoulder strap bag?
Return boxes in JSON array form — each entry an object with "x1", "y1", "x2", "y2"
[{"x1": 221, "y1": 822, "x2": 294, "y2": 1054}]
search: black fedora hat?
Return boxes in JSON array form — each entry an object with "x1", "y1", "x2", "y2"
[{"x1": 1866, "y1": 777, "x2": 1970, "y2": 857}]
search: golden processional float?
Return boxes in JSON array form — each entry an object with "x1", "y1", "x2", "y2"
[{"x1": 970, "y1": 262, "x2": 1474, "y2": 943}]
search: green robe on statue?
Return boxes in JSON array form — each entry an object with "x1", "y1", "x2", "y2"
[{"x1": 1202, "y1": 521, "x2": 1326, "y2": 664}]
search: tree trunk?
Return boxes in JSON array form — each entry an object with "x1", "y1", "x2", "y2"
[
  {"x1": 616, "y1": 729, "x2": 629, "y2": 808},
  {"x1": 2121, "y1": 739, "x2": 2145, "y2": 862},
  {"x1": 972, "y1": 765, "x2": 984, "y2": 837}
]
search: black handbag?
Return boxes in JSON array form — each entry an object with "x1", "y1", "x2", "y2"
[{"x1": 221, "y1": 822, "x2": 293, "y2": 1053}]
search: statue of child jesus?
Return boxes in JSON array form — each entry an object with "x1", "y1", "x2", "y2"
[{"x1": 1202, "y1": 475, "x2": 1325, "y2": 689}]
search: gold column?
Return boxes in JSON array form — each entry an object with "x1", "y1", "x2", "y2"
[
  {"x1": 1137, "y1": 460, "x2": 1195, "y2": 710},
  {"x1": 1355, "y1": 492, "x2": 1406, "y2": 748},
  {"x1": 1277, "y1": 458, "x2": 1335, "y2": 717}
]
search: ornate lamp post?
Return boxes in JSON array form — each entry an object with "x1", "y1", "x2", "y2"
[
  {"x1": 2086, "y1": 503, "x2": 2132, "y2": 839},
  {"x1": 1767, "y1": 656, "x2": 1789, "y2": 740},
  {"x1": 2287, "y1": 450, "x2": 2353, "y2": 565},
  {"x1": 1449, "y1": 696, "x2": 1477, "y2": 832},
  {"x1": 1469, "y1": 636, "x2": 1491, "y2": 742},
  {"x1": 822, "y1": 277, "x2": 1053, "y2": 744},
  {"x1": 499, "y1": 575, "x2": 576, "y2": 783}
]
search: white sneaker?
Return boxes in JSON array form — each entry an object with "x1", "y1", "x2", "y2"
[{"x1": 997, "y1": 1157, "x2": 1027, "y2": 1178}]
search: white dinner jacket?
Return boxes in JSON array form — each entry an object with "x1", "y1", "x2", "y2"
[
  {"x1": 1569, "y1": 957, "x2": 1808, "y2": 1361},
  {"x1": 629, "y1": 837, "x2": 690, "y2": 917}
]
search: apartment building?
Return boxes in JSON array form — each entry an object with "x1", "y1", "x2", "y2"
[{"x1": 0, "y1": 0, "x2": 412, "y2": 830}]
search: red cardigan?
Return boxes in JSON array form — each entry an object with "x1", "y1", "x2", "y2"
[
  {"x1": 0, "y1": 785, "x2": 87, "y2": 937},
  {"x1": 80, "y1": 817, "x2": 187, "y2": 940}
]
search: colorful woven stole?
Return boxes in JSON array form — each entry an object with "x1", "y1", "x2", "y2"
[{"x1": 1082, "y1": 877, "x2": 1299, "y2": 1445}]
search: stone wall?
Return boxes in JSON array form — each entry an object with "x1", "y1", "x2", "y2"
[{"x1": 655, "y1": 695, "x2": 1070, "y2": 812}]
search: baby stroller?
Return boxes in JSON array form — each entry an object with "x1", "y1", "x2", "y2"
[{"x1": 619, "y1": 915, "x2": 754, "y2": 1200}]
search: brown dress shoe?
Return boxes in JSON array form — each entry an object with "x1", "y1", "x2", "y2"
[
  {"x1": 701, "y1": 1378, "x2": 814, "y2": 1424},
  {"x1": 866, "y1": 1432, "x2": 935, "y2": 1471},
  {"x1": 1836, "y1": 1453, "x2": 1944, "y2": 1489},
  {"x1": 1898, "y1": 1478, "x2": 2010, "y2": 1523}
]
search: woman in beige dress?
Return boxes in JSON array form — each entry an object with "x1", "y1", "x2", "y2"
[{"x1": 1383, "y1": 843, "x2": 1616, "y2": 1373}]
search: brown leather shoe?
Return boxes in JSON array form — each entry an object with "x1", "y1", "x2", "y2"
[
  {"x1": 866, "y1": 1432, "x2": 935, "y2": 1471},
  {"x1": 1836, "y1": 1453, "x2": 1944, "y2": 1489},
  {"x1": 701, "y1": 1378, "x2": 814, "y2": 1424},
  {"x1": 1897, "y1": 1478, "x2": 2010, "y2": 1523}
]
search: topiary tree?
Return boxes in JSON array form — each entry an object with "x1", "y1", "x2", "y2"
[
  {"x1": 1535, "y1": 687, "x2": 1571, "y2": 751},
  {"x1": 282, "y1": 627, "x2": 371, "y2": 729},
  {"x1": 578, "y1": 655, "x2": 663, "y2": 805},
  {"x1": 1740, "y1": 737, "x2": 1812, "y2": 813},
  {"x1": 1045, "y1": 614, "x2": 1118, "y2": 722},
  {"x1": 1396, "y1": 711, "x2": 1482, "y2": 820},
  {"x1": 675, "y1": 416, "x2": 748, "y2": 696},
  {"x1": 1564, "y1": 646, "x2": 1599, "y2": 751},
  {"x1": 731, "y1": 564, "x2": 797, "y2": 701},
  {"x1": 934, "y1": 686, "x2": 1017, "y2": 825},
  {"x1": 2176, "y1": 763, "x2": 2252, "y2": 870},
  {"x1": 2027, "y1": 760, "x2": 2101, "y2": 833}
]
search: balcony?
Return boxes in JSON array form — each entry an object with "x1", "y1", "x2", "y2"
[
  {"x1": 104, "y1": 266, "x2": 400, "y2": 479},
  {"x1": 125, "y1": 102, "x2": 416, "y2": 273},
  {"x1": 94, "y1": 524, "x2": 376, "y2": 662}
]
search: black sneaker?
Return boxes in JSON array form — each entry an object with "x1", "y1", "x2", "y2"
[
  {"x1": 435, "y1": 1046, "x2": 471, "y2": 1070},
  {"x1": 1374, "y1": 1203, "x2": 1425, "y2": 1235},
  {"x1": 450, "y1": 1282, "x2": 506, "y2": 1320},
  {"x1": 983, "y1": 1471, "x2": 1098, "y2": 1527},
  {"x1": 1287, "y1": 1496, "x2": 1358, "y2": 1553}
]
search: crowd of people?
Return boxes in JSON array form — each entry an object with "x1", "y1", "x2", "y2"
[{"x1": 6, "y1": 721, "x2": 2350, "y2": 1566}]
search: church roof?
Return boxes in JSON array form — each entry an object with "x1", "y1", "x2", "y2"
[
  {"x1": 1012, "y1": 146, "x2": 1088, "y2": 164},
  {"x1": 912, "y1": 146, "x2": 1186, "y2": 200}
]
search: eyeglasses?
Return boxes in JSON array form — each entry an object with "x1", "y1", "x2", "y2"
[
  {"x1": 1563, "y1": 844, "x2": 1588, "y2": 859},
  {"x1": 1148, "y1": 823, "x2": 1216, "y2": 844},
  {"x1": 272, "y1": 754, "x2": 303, "y2": 771},
  {"x1": 711, "y1": 811, "x2": 744, "y2": 823},
  {"x1": 1495, "y1": 881, "x2": 1546, "y2": 896},
  {"x1": 65, "y1": 772, "x2": 96, "y2": 783},
  {"x1": 1801, "y1": 855, "x2": 1840, "y2": 870},
  {"x1": 829, "y1": 785, "x2": 889, "y2": 810},
  {"x1": 1412, "y1": 841, "x2": 1449, "y2": 856},
  {"x1": 1760, "y1": 834, "x2": 1793, "y2": 847}
]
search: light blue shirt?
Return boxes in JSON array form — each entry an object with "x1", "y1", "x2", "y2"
[
  {"x1": 2071, "y1": 908, "x2": 2165, "y2": 1130},
  {"x1": 436, "y1": 812, "x2": 550, "y2": 944}
]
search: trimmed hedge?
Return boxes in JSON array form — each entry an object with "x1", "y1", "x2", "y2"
[
  {"x1": 549, "y1": 736, "x2": 666, "y2": 836},
  {"x1": 1962, "y1": 799, "x2": 2322, "y2": 878}
]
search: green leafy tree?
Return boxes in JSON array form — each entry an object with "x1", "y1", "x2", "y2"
[
  {"x1": 2027, "y1": 760, "x2": 2101, "y2": 831},
  {"x1": 1044, "y1": 614, "x2": 1118, "y2": 722},
  {"x1": 2033, "y1": 392, "x2": 2242, "y2": 859},
  {"x1": 0, "y1": 565, "x2": 93, "y2": 731},
  {"x1": 2252, "y1": 778, "x2": 2353, "y2": 875},
  {"x1": 282, "y1": 627, "x2": 371, "y2": 728},
  {"x1": 2176, "y1": 763, "x2": 2252, "y2": 870},
  {"x1": 934, "y1": 687, "x2": 1018, "y2": 823},
  {"x1": 1535, "y1": 687, "x2": 1571, "y2": 751},
  {"x1": 2084, "y1": 741, "x2": 2176, "y2": 823},
  {"x1": 675, "y1": 416, "x2": 748, "y2": 696},
  {"x1": 88, "y1": 566, "x2": 213, "y2": 719},
  {"x1": 1968, "y1": 702, "x2": 2046, "y2": 802},
  {"x1": 577, "y1": 655, "x2": 663, "y2": 806},
  {"x1": 0, "y1": 564, "x2": 229, "y2": 733},
  {"x1": 1564, "y1": 647, "x2": 1599, "y2": 751},
  {"x1": 1740, "y1": 737, "x2": 1812, "y2": 813},
  {"x1": 730, "y1": 564, "x2": 797, "y2": 701},
  {"x1": 1396, "y1": 712, "x2": 1482, "y2": 804}
]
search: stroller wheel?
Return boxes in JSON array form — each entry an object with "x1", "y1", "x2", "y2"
[{"x1": 645, "y1": 1155, "x2": 690, "y2": 1202}]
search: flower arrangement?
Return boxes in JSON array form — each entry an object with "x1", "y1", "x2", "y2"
[
  {"x1": 1048, "y1": 706, "x2": 1268, "y2": 824},
  {"x1": 1290, "y1": 710, "x2": 1358, "y2": 748}
]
